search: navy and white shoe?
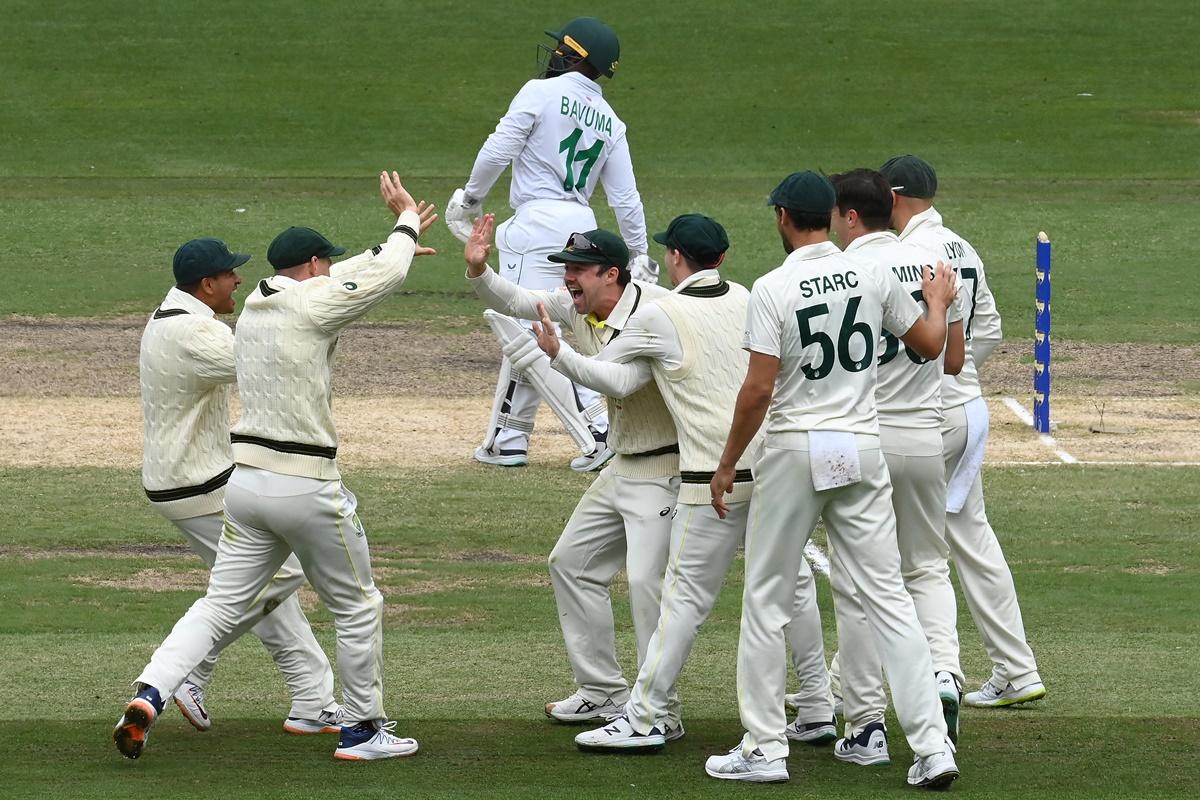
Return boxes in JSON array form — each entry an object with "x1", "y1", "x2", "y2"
[
  {"x1": 834, "y1": 721, "x2": 890, "y2": 766},
  {"x1": 907, "y1": 739, "x2": 960, "y2": 789},
  {"x1": 473, "y1": 445, "x2": 528, "y2": 467},
  {"x1": 113, "y1": 684, "x2": 165, "y2": 760},
  {"x1": 333, "y1": 720, "x2": 418, "y2": 761},
  {"x1": 173, "y1": 679, "x2": 211, "y2": 732},
  {"x1": 786, "y1": 716, "x2": 837, "y2": 745},
  {"x1": 664, "y1": 719, "x2": 686, "y2": 742},
  {"x1": 575, "y1": 715, "x2": 666, "y2": 752},
  {"x1": 545, "y1": 691, "x2": 625, "y2": 723},
  {"x1": 937, "y1": 672, "x2": 962, "y2": 744},
  {"x1": 705, "y1": 745, "x2": 789, "y2": 783}
]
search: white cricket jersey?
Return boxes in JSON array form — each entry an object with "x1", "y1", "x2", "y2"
[
  {"x1": 845, "y1": 231, "x2": 963, "y2": 429},
  {"x1": 464, "y1": 71, "x2": 647, "y2": 253},
  {"x1": 743, "y1": 241, "x2": 923, "y2": 437},
  {"x1": 898, "y1": 207, "x2": 1002, "y2": 410},
  {"x1": 231, "y1": 211, "x2": 421, "y2": 480},
  {"x1": 140, "y1": 287, "x2": 237, "y2": 520}
]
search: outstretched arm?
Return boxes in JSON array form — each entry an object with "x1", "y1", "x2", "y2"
[{"x1": 463, "y1": 214, "x2": 575, "y2": 325}]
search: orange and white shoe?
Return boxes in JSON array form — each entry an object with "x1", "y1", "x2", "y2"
[
  {"x1": 113, "y1": 686, "x2": 163, "y2": 760},
  {"x1": 284, "y1": 707, "x2": 344, "y2": 735},
  {"x1": 173, "y1": 680, "x2": 211, "y2": 732},
  {"x1": 334, "y1": 720, "x2": 418, "y2": 761}
]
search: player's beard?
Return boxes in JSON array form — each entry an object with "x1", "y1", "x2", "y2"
[{"x1": 778, "y1": 228, "x2": 795, "y2": 254}]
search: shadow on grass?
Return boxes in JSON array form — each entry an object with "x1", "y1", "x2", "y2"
[{"x1": 5, "y1": 715, "x2": 1197, "y2": 799}]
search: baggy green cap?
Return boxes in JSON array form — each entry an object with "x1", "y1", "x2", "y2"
[
  {"x1": 546, "y1": 17, "x2": 620, "y2": 78},
  {"x1": 653, "y1": 213, "x2": 730, "y2": 266},
  {"x1": 767, "y1": 171, "x2": 837, "y2": 213},
  {"x1": 548, "y1": 229, "x2": 630, "y2": 268},
  {"x1": 880, "y1": 154, "x2": 938, "y2": 198},
  {"x1": 267, "y1": 226, "x2": 347, "y2": 269},
  {"x1": 172, "y1": 238, "x2": 251, "y2": 286}
]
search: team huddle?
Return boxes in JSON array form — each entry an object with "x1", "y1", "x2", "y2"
[{"x1": 113, "y1": 15, "x2": 1045, "y2": 790}]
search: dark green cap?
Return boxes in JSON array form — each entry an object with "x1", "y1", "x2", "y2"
[
  {"x1": 172, "y1": 238, "x2": 251, "y2": 286},
  {"x1": 267, "y1": 226, "x2": 347, "y2": 269},
  {"x1": 653, "y1": 213, "x2": 730, "y2": 266},
  {"x1": 767, "y1": 171, "x2": 836, "y2": 213},
  {"x1": 547, "y1": 17, "x2": 620, "y2": 78},
  {"x1": 548, "y1": 229, "x2": 630, "y2": 268},
  {"x1": 880, "y1": 154, "x2": 938, "y2": 198}
]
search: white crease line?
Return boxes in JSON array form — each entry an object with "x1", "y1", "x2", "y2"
[
  {"x1": 988, "y1": 460, "x2": 1200, "y2": 467},
  {"x1": 804, "y1": 540, "x2": 830, "y2": 577},
  {"x1": 1001, "y1": 397, "x2": 1078, "y2": 464}
]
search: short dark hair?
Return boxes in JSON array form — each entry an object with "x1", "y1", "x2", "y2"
[
  {"x1": 604, "y1": 263, "x2": 631, "y2": 287},
  {"x1": 830, "y1": 169, "x2": 893, "y2": 230},
  {"x1": 176, "y1": 279, "x2": 202, "y2": 294},
  {"x1": 776, "y1": 207, "x2": 831, "y2": 233}
]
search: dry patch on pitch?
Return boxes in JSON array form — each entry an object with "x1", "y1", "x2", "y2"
[
  {"x1": 1, "y1": 317, "x2": 1196, "y2": 468},
  {"x1": 985, "y1": 396, "x2": 1200, "y2": 464}
]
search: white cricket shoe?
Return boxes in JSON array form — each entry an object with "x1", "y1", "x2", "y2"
[
  {"x1": 173, "y1": 680, "x2": 211, "y2": 732},
  {"x1": 570, "y1": 443, "x2": 614, "y2": 473},
  {"x1": 333, "y1": 720, "x2": 419, "y2": 761},
  {"x1": 964, "y1": 678, "x2": 1047, "y2": 708},
  {"x1": 545, "y1": 691, "x2": 625, "y2": 723},
  {"x1": 664, "y1": 720, "x2": 686, "y2": 742},
  {"x1": 937, "y1": 672, "x2": 961, "y2": 744},
  {"x1": 473, "y1": 445, "x2": 528, "y2": 467},
  {"x1": 705, "y1": 745, "x2": 789, "y2": 783},
  {"x1": 284, "y1": 707, "x2": 344, "y2": 735},
  {"x1": 834, "y1": 721, "x2": 890, "y2": 766},
  {"x1": 575, "y1": 715, "x2": 666, "y2": 752},
  {"x1": 907, "y1": 741, "x2": 960, "y2": 789},
  {"x1": 786, "y1": 716, "x2": 837, "y2": 745}
]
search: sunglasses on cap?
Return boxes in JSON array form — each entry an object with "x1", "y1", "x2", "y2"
[{"x1": 564, "y1": 232, "x2": 603, "y2": 255}]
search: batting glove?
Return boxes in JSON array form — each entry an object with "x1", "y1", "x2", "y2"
[{"x1": 445, "y1": 188, "x2": 482, "y2": 243}]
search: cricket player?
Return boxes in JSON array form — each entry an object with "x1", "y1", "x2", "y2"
[
  {"x1": 114, "y1": 172, "x2": 436, "y2": 762},
  {"x1": 821, "y1": 169, "x2": 967, "y2": 766},
  {"x1": 445, "y1": 16, "x2": 655, "y2": 471},
  {"x1": 138, "y1": 238, "x2": 340, "y2": 737},
  {"x1": 531, "y1": 214, "x2": 836, "y2": 753},
  {"x1": 882, "y1": 155, "x2": 1047, "y2": 708},
  {"x1": 706, "y1": 171, "x2": 959, "y2": 788},
  {"x1": 463, "y1": 215, "x2": 681, "y2": 726}
]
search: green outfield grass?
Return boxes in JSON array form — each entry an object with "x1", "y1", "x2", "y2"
[
  {"x1": 2, "y1": 0, "x2": 1198, "y2": 343},
  {"x1": 1, "y1": 464, "x2": 1197, "y2": 798}
]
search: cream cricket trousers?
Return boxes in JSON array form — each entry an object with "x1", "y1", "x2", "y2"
[
  {"x1": 784, "y1": 557, "x2": 835, "y2": 724},
  {"x1": 549, "y1": 467, "x2": 678, "y2": 709},
  {"x1": 830, "y1": 424, "x2": 962, "y2": 732},
  {"x1": 138, "y1": 466, "x2": 386, "y2": 723},
  {"x1": 164, "y1": 511, "x2": 336, "y2": 718},
  {"x1": 628, "y1": 500, "x2": 832, "y2": 733},
  {"x1": 737, "y1": 434, "x2": 946, "y2": 761},
  {"x1": 490, "y1": 200, "x2": 607, "y2": 455},
  {"x1": 943, "y1": 400, "x2": 1042, "y2": 689}
]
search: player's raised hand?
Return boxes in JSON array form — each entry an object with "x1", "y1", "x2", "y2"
[
  {"x1": 380, "y1": 171, "x2": 418, "y2": 216},
  {"x1": 464, "y1": 214, "x2": 496, "y2": 275},
  {"x1": 531, "y1": 302, "x2": 561, "y2": 359},
  {"x1": 710, "y1": 463, "x2": 734, "y2": 519},
  {"x1": 922, "y1": 260, "x2": 957, "y2": 310}
]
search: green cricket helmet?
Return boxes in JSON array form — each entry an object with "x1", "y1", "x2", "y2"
[{"x1": 537, "y1": 17, "x2": 620, "y2": 79}]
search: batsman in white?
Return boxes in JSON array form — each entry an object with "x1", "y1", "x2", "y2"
[
  {"x1": 820, "y1": 168, "x2": 968, "y2": 767},
  {"x1": 883, "y1": 154, "x2": 1047, "y2": 708},
  {"x1": 706, "y1": 171, "x2": 959, "y2": 788},
  {"x1": 114, "y1": 172, "x2": 437, "y2": 762},
  {"x1": 532, "y1": 214, "x2": 836, "y2": 753},
  {"x1": 445, "y1": 16, "x2": 656, "y2": 472},
  {"x1": 136, "y1": 238, "x2": 341, "y2": 739},
  {"x1": 463, "y1": 215, "x2": 681, "y2": 724}
]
